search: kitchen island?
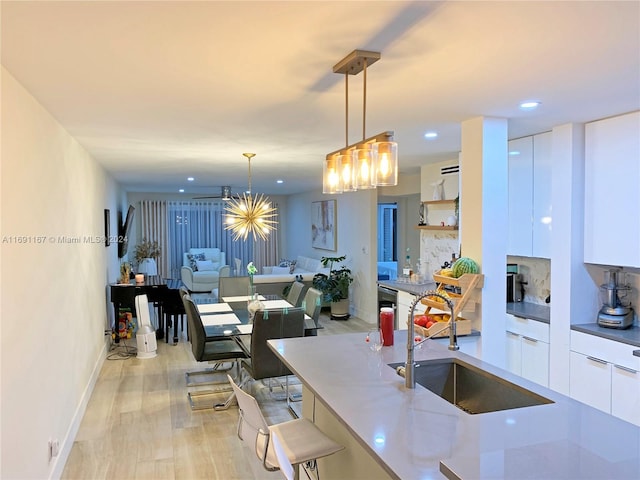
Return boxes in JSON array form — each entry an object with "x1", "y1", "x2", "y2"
[{"x1": 269, "y1": 330, "x2": 640, "y2": 479}]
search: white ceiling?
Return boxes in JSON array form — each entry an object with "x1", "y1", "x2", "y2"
[{"x1": 2, "y1": 1, "x2": 639, "y2": 196}]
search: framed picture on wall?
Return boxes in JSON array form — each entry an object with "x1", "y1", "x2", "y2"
[
  {"x1": 311, "y1": 200, "x2": 336, "y2": 251},
  {"x1": 104, "y1": 209, "x2": 111, "y2": 247}
]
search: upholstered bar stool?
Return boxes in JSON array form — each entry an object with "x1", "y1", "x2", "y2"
[{"x1": 228, "y1": 375, "x2": 344, "y2": 480}]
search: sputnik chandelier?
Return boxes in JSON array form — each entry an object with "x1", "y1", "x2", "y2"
[
  {"x1": 323, "y1": 50, "x2": 398, "y2": 194},
  {"x1": 224, "y1": 153, "x2": 278, "y2": 241}
]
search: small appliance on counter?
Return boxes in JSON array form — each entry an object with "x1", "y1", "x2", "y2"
[
  {"x1": 597, "y1": 268, "x2": 634, "y2": 329},
  {"x1": 507, "y1": 264, "x2": 524, "y2": 302}
]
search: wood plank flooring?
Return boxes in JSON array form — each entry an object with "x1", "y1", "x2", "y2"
[{"x1": 61, "y1": 311, "x2": 371, "y2": 480}]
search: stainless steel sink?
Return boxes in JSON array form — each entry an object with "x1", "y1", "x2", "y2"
[{"x1": 389, "y1": 358, "x2": 553, "y2": 414}]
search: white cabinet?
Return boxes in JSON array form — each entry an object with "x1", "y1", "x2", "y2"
[
  {"x1": 584, "y1": 111, "x2": 640, "y2": 267},
  {"x1": 532, "y1": 133, "x2": 552, "y2": 258},
  {"x1": 569, "y1": 350, "x2": 611, "y2": 412},
  {"x1": 508, "y1": 137, "x2": 533, "y2": 256},
  {"x1": 505, "y1": 314, "x2": 550, "y2": 387},
  {"x1": 612, "y1": 363, "x2": 640, "y2": 425},
  {"x1": 570, "y1": 330, "x2": 640, "y2": 426},
  {"x1": 507, "y1": 132, "x2": 552, "y2": 258}
]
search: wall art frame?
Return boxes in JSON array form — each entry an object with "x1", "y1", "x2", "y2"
[
  {"x1": 104, "y1": 209, "x2": 110, "y2": 246},
  {"x1": 311, "y1": 199, "x2": 336, "y2": 251}
]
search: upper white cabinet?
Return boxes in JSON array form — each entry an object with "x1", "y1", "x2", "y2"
[
  {"x1": 532, "y1": 133, "x2": 552, "y2": 258},
  {"x1": 507, "y1": 132, "x2": 552, "y2": 258},
  {"x1": 584, "y1": 111, "x2": 640, "y2": 267},
  {"x1": 508, "y1": 137, "x2": 533, "y2": 256}
]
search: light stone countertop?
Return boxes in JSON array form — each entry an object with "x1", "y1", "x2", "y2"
[
  {"x1": 269, "y1": 330, "x2": 640, "y2": 480},
  {"x1": 378, "y1": 279, "x2": 437, "y2": 296}
]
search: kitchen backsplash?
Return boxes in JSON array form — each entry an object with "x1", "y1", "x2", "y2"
[
  {"x1": 507, "y1": 256, "x2": 551, "y2": 305},
  {"x1": 419, "y1": 231, "x2": 459, "y2": 276}
]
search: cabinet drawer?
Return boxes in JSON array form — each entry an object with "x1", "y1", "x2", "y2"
[
  {"x1": 506, "y1": 314, "x2": 549, "y2": 342},
  {"x1": 570, "y1": 331, "x2": 640, "y2": 370}
]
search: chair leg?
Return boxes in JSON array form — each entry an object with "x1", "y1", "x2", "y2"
[
  {"x1": 185, "y1": 362, "x2": 235, "y2": 387},
  {"x1": 213, "y1": 364, "x2": 248, "y2": 411}
]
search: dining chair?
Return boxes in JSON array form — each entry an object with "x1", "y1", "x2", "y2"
[
  {"x1": 219, "y1": 276, "x2": 251, "y2": 300},
  {"x1": 240, "y1": 308, "x2": 305, "y2": 384},
  {"x1": 182, "y1": 294, "x2": 248, "y2": 409},
  {"x1": 301, "y1": 287, "x2": 323, "y2": 335},
  {"x1": 285, "y1": 281, "x2": 305, "y2": 308},
  {"x1": 228, "y1": 375, "x2": 344, "y2": 479}
]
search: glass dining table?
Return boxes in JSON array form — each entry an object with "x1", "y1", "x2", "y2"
[
  {"x1": 193, "y1": 294, "x2": 315, "y2": 412},
  {"x1": 195, "y1": 294, "x2": 318, "y2": 339}
]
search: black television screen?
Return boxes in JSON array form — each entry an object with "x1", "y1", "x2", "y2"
[{"x1": 118, "y1": 205, "x2": 135, "y2": 258}]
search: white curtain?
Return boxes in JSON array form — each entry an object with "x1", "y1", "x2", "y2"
[
  {"x1": 139, "y1": 200, "x2": 169, "y2": 277},
  {"x1": 139, "y1": 200, "x2": 281, "y2": 279},
  {"x1": 254, "y1": 202, "x2": 280, "y2": 271}
]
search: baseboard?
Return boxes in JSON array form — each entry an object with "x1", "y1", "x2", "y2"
[{"x1": 49, "y1": 339, "x2": 109, "y2": 480}]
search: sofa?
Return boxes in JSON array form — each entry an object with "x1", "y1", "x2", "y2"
[
  {"x1": 252, "y1": 255, "x2": 330, "y2": 296},
  {"x1": 181, "y1": 248, "x2": 230, "y2": 292}
]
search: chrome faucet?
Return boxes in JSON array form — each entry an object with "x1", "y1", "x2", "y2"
[{"x1": 403, "y1": 290, "x2": 458, "y2": 389}]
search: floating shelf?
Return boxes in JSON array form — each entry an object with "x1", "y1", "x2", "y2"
[
  {"x1": 422, "y1": 199, "x2": 456, "y2": 206},
  {"x1": 415, "y1": 225, "x2": 458, "y2": 231}
]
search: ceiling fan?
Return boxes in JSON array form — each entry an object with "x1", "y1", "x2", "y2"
[{"x1": 192, "y1": 186, "x2": 234, "y2": 200}]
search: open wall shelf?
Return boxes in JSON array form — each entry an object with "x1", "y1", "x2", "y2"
[{"x1": 415, "y1": 225, "x2": 458, "y2": 231}]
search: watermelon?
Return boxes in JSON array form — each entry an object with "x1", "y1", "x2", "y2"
[{"x1": 451, "y1": 257, "x2": 479, "y2": 278}]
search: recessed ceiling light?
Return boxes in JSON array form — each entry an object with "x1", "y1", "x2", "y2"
[
  {"x1": 276, "y1": 179, "x2": 284, "y2": 184},
  {"x1": 179, "y1": 188, "x2": 185, "y2": 193},
  {"x1": 187, "y1": 177, "x2": 194, "y2": 182},
  {"x1": 509, "y1": 150, "x2": 521, "y2": 156},
  {"x1": 519, "y1": 101, "x2": 541, "y2": 110},
  {"x1": 424, "y1": 131, "x2": 438, "y2": 139}
]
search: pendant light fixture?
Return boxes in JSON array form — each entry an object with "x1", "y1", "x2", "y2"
[
  {"x1": 322, "y1": 50, "x2": 398, "y2": 194},
  {"x1": 224, "y1": 153, "x2": 277, "y2": 241}
]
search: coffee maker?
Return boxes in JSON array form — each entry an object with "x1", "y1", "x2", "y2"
[{"x1": 597, "y1": 269, "x2": 634, "y2": 329}]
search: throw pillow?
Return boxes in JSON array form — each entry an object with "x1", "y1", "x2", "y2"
[
  {"x1": 187, "y1": 252, "x2": 205, "y2": 271},
  {"x1": 279, "y1": 258, "x2": 297, "y2": 274},
  {"x1": 196, "y1": 260, "x2": 215, "y2": 271}
]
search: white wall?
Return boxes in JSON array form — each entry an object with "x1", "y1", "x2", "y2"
[
  {"x1": 1, "y1": 67, "x2": 121, "y2": 479},
  {"x1": 285, "y1": 189, "x2": 378, "y2": 324}
]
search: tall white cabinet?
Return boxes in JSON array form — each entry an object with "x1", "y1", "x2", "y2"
[
  {"x1": 584, "y1": 111, "x2": 640, "y2": 267},
  {"x1": 507, "y1": 132, "x2": 552, "y2": 258}
]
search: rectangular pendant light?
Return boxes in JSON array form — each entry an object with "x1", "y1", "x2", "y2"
[{"x1": 323, "y1": 50, "x2": 398, "y2": 194}]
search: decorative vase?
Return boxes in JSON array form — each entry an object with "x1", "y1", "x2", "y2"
[
  {"x1": 119, "y1": 262, "x2": 131, "y2": 284},
  {"x1": 138, "y1": 258, "x2": 158, "y2": 276},
  {"x1": 247, "y1": 285, "x2": 263, "y2": 320}
]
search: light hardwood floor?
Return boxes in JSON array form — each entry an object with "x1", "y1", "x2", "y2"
[{"x1": 61, "y1": 310, "x2": 371, "y2": 480}]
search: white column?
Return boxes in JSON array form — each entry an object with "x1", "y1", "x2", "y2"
[
  {"x1": 460, "y1": 116, "x2": 508, "y2": 368},
  {"x1": 549, "y1": 123, "x2": 599, "y2": 394}
]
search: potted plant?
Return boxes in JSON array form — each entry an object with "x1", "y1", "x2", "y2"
[
  {"x1": 134, "y1": 238, "x2": 161, "y2": 275},
  {"x1": 312, "y1": 255, "x2": 354, "y2": 320}
]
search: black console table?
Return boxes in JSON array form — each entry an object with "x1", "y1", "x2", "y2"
[{"x1": 109, "y1": 276, "x2": 170, "y2": 342}]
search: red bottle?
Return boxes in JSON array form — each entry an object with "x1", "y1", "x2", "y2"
[{"x1": 380, "y1": 307, "x2": 394, "y2": 346}]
